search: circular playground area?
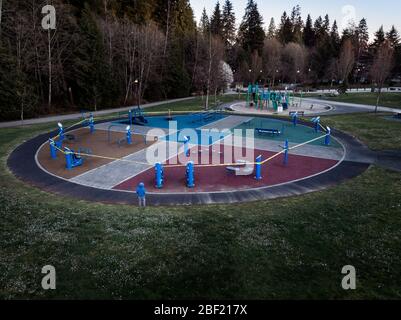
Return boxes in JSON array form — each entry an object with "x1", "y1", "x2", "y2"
[{"x1": 8, "y1": 107, "x2": 370, "y2": 205}]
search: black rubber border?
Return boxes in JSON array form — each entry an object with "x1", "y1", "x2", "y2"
[{"x1": 7, "y1": 115, "x2": 370, "y2": 206}]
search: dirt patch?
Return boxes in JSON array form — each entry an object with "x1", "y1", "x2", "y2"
[{"x1": 37, "y1": 128, "x2": 155, "y2": 179}]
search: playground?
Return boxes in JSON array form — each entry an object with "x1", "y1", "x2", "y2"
[
  {"x1": 230, "y1": 84, "x2": 333, "y2": 116},
  {"x1": 7, "y1": 101, "x2": 373, "y2": 205}
]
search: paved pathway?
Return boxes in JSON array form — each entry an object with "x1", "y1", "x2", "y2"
[
  {"x1": 304, "y1": 98, "x2": 400, "y2": 115},
  {"x1": 0, "y1": 97, "x2": 195, "y2": 128}
]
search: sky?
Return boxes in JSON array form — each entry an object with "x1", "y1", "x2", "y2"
[{"x1": 190, "y1": 0, "x2": 401, "y2": 41}]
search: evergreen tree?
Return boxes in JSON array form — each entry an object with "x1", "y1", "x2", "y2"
[
  {"x1": 357, "y1": 18, "x2": 369, "y2": 53},
  {"x1": 386, "y1": 25, "x2": 400, "y2": 48},
  {"x1": 278, "y1": 11, "x2": 293, "y2": 44},
  {"x1": 267, "y1": 18, "x2": 276, "y2": 39},
  {"x1": 386, "y1": 26, "x2": 401, "y2": 75},
  {"x1": 210, "y1": 1, "x2": 222, "y2": 37},
  {"x1": 314, "y1": 16, "x2": 326, "y2": 43},
  {"x1": 372, "y1": 26, "x2": 386, "y2": 51},
  {"x1": 330, "y1": 20, "x2": 341, "y2": 56},
  {"x1": 303, "y1": 14, "x2": 315, "y2": 47},
  {"x1": 72, "y1": 6, "x2": 117, "y2": 110},
  {"x1": 291, "y1": 5, "x2": 303, "y2": 43},
  {"x1": 238, "y1": 0, "x2": 265, "y2": 55},
  {"x1": 0, "y1": 45, "x2": 37, "y2": 120},
  {"x1": 222, "y1": 0, "x2": 236, "y2": 49},
  {"x1": 199, "y1": 7, "x2": 210, "y2": 35}
]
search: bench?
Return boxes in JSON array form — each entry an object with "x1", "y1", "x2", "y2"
[
  {"x1": 289, "y1": 111, "x2": 305, "y2": 117},
  {"x1": 255, "y1": 128, "x2": 281, "y2": 136}
]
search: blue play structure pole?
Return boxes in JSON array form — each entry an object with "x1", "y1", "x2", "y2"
[
  {"x1": 128, "y1": 110, "x2": 133, "y2": 125},
  {"x1": 49, "y1": 139, "x2": 57, "y2": 159},
  {"x1": 89, "y1": 113, "x2": 95, "y2": 133},
  {"x1": 155, "y1": 162, "x2": 164, "y2": 189},
  {"x1": 184, "y1": 136, "x2": 190, "y2": 157},
  {"x1": 255, "y1": 155, "x2": 262, "y2": 180},
  {"x1": 325, "y1": 127, "x2": 331, "y2": 146},
  {"x1": 186, "y1": 161, "x2": 195, "y2": 188},
  {"x1": 284, "y1": 139, "x2": 289, "y2": 165},
  {"x1": 126, "y1": 126, "x2": 132, "y2": 145},
  {"x1": 292, "y1": 112, "x2": 298, "y2": 126}
]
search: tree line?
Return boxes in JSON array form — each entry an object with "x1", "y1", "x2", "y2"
[{"x1": 0, "y1": 0, "x2": 399, "y2": 121}]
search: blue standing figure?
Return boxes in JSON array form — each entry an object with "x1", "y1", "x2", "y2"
[{"x1": 136, "y1": 182, "x2": 147, "y2": 207}]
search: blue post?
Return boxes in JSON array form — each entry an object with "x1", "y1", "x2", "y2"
[
  {"x1": 64, "y1": 147, "x2": 73, "y2": 170},
  {"x1": 184, "y1": 136, "x2": 190, "y2": 157},
  {"x1": 155, "y1": 162, "x2": 164, "y2": 189},
  {"x1": 58, "y1": 123, "x2": 65, "y2": 142},
  {"x1": 126, "y1": 126, "x2": 132, "y2": 145},
  {"x1": 128, "y1": 110, "x2": 133, "y2": 125},
  {"x1": 283, "y1": 139, "x2": 289, "y2": 165},
  {"x1": 255, "y1": 155, "x2": 262, "y2": 180},
  {"x1": 49, "y1": 139, "x2": 57, "y2": 159},
  {"x1": 325, "y1": 127, "x2": 331, "y2": 146},
  {"x1": 89, "y1": 113, "x2": 95, "y2": 133},
  {"x1": 186, "y1": 161, "x2": 195, "y2": 188},
  {"x1": 292, "y1": 112, "x2": 298, "y2": 126}
]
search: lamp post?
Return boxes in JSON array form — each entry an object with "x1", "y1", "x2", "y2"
[{"x1": 134, "y1": 79, "x2": 139, "y2": 108}]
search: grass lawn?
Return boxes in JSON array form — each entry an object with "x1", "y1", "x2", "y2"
[
  {"x1": 1, "y1": 113, "x2": 401, "y2": 299},
  {"x1": 321, "y1": 112, "x2": 401, "y2": 151},
  {"x1": 313, "y1": 92, "x2": 401, "y2": 109},
  {"x1": 144, "y1": 94, "x2": 242, "y2": 113}
]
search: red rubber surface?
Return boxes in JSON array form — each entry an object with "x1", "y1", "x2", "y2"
[{"x1": 113, "y1": 146, "x2": 339, "y2": 193}]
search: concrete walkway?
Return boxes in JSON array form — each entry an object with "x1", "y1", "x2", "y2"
[
  {"x1": 70, "y1": 141, "x2": 182, "y2": 189},
  {"x1": 0, "y1": 97, "x2": 195, "y2": 129},
  {"x1": 304, "y1": 98, "x2": 400, "y2": 114}
]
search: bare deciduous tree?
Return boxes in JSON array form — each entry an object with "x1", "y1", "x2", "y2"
[
  {"x1": 263, "y1": 38, "x2": 282, "y2": 87},
  {"x1": 336, "y1": 39, "x2": 355, "y2": 93},
  {"x1": 370, "y1": 40, "x2": 394, "y2": 112},
  {"x1": 281, "y1": 42, "x2": 307, "y2": 84}
]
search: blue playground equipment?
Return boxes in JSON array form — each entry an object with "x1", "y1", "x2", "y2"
[
  {"x1": 186, "y1": 161, "x2": 195, "y2": 188},
  {"x1": 64, "y1": 147, "x2": 83, "y2": 170},
  {"x1": 89, "y1": 113, "x2": 95, "y2": 133},
  {"x1": 246, "y1": 84, "x2": 259, "y2": 108},
  {"x1": 128, "y1": 107, "x2": 148, "y2": 126},
  {"x1": 49, "y1": 139, "x2": 57, "y2": 159},
  {"x1": 283, "y1": 139, "x2": 289, "y2": 165},
  {"x1": 311, "y1": 117, "x2": 321, "y2": 133},
  {"x1": 291, "y1": 111, "x2": 299, "y2": 126},
  {"x1": 126, "y1": 126, "x2": 132, "y2": 145},
  {"x1": 255, "y1": 155, "x2": 262, "y2": 180},
  {"x1": 183, "y1": 136, "x2": 190, "y2": 157},
  {"x1": 57, "y1": 123, "x2": 65, "y2": 147},
  {"x1": 155, "y1": 162, "x2": 164, "y2": 189},
  {"x1": 325, "y1": 127, "x2": 331, "y2": 146}
]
